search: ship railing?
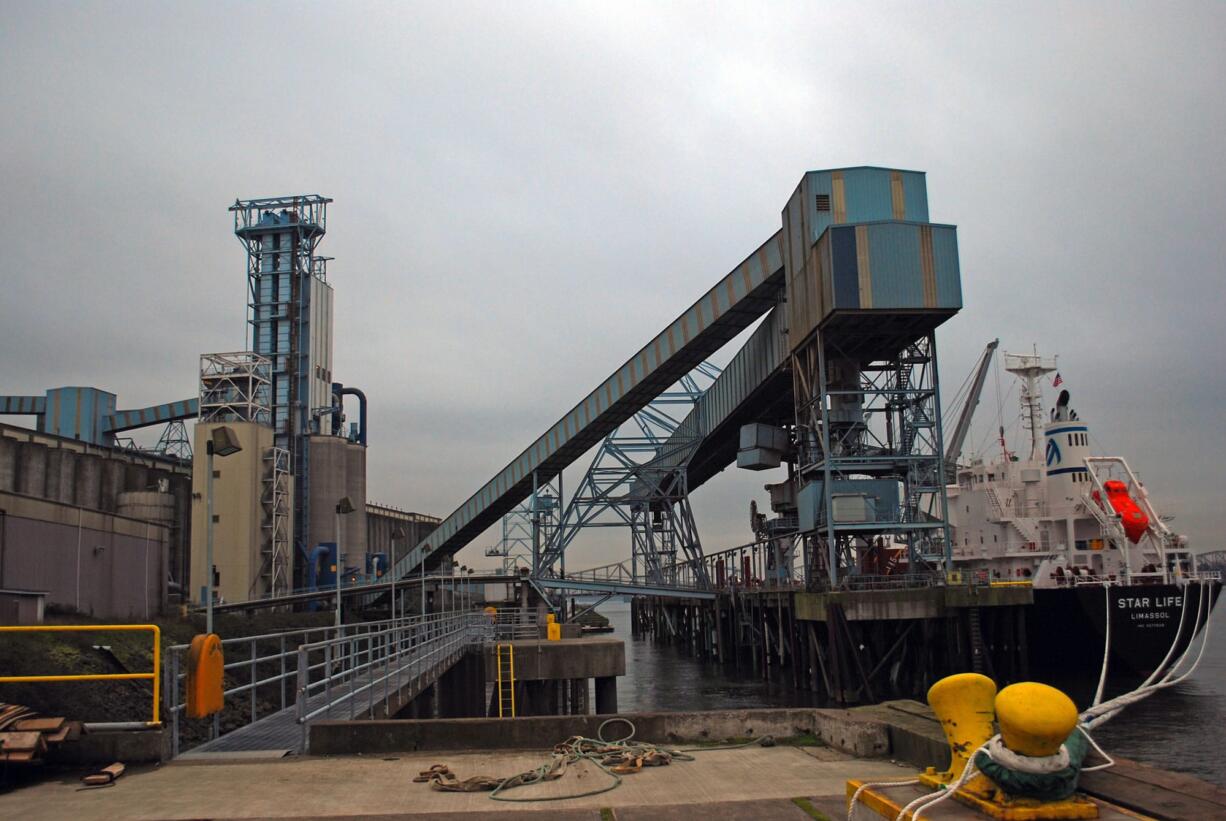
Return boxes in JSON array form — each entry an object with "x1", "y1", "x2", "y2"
[
  {"x1": 835, "y1": 573, "x2": 938, "y2": 592},
  {"x1": 1067, "y1": 574, "x2": 1121, "y2": 587}
]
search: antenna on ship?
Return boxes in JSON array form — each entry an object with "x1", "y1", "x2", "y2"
[{"x1": 1003, "y1": 348, "x2": 1058, "y2": 460}]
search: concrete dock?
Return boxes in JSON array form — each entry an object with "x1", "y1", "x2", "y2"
[
  {"x1": 0, "y1": 745, "x2": 912, "y2": 819},
  {"x1": 3, "y1": 705, "x2": 1224, "y2": 819}
]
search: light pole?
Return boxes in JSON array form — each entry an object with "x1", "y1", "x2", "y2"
[
  {"x1": 335, "y1": 496, "x2": 355, "y2": 630},
  {"x1": 390, "y1": 526, "x2": 406, "y2": 623},
  {"x1": 204, "y1": 426, "x2": 242, "y2": 636}
]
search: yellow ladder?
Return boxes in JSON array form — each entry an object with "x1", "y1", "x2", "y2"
[{"x1": 496, "y1": 643, "x2": 516, "y2": 718}]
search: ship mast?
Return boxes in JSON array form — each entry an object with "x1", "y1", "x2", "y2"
[{"x1": 1003, "y1": 349, "x2": 1057, "y2": 460}]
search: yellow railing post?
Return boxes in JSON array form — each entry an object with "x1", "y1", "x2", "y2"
[{"x1": 0, "y1": 624, "x2": 163, "y2": 727}]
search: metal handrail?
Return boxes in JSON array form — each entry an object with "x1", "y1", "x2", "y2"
[
  {"x1": 293, "y1": 610, "x2": 531, "y2": 750},
  {"x1": 166, "y1": 608, "x2": 541, "y2": 756},
  {"x1": 0, "y1": 624, "x2": 161, "y2": 727},
  {"x1": 166, "y1": 615, "x2": 435, "y2": 756}
]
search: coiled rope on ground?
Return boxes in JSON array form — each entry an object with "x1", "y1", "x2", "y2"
[{"x1": 417, "y1": 717, "x2": 773, "y2": 803}]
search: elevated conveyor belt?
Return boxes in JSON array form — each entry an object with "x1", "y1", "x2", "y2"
[
  {"x1": 391, "y1": 232, "x2": 786, "y2": 577},
  {"x1": 634, "y1": 304, "x2": 793, "y2": 497}
]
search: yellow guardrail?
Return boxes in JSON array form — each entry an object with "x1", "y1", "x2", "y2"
[
  {"x1": 988, "y1": 580, "x2": 1034, "y2": 588},
  {"x1": 0, "y1": 624, "x2": 161, "y2": 726}
]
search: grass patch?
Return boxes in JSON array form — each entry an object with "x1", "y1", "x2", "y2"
[
  {"x1": 778, "y1": 733, "x2": 822, "y2": 747},
  {"x1": 791, "y1": 797, "x2": 832, "y2": 820},
  {"x1": 0, "y1": 609, "x2": 336, "y2": 746},
  {"x1": 599, "y1": 809, "x2": 616, "y2": 821}
]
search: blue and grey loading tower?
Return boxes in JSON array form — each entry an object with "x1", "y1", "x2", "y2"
[
  {"x1": 230, "y1": 195, "x2": 336, "y2": 586},
  {"x1": 780, "y1": 168, "x2": 961, "y2": 584}
]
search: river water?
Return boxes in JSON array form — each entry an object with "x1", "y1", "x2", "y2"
[{"x1": 593, "y1": 599, "x2": 1226, "y2": 787}]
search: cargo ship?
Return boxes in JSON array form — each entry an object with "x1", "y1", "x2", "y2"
[{"x1": 945, "y1": 350, "x2": 1221, "y2": 676}]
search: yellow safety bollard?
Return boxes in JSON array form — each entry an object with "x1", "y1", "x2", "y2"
[
  {"x1": 996, "y1": 682, "x2": 1079, "y2": 758},
  {"x1": 926, "y1": 672, "x2": 997, "y2": 782}
]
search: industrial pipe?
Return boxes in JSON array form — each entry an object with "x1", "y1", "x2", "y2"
[
  {"x1": 330, "y1": 383, "x2": 368, "y2": 445},
  {"x1": 305, "y1": 543, "x2": 332, "y2": 590}
]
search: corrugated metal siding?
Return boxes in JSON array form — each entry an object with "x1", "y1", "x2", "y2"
[
  {"x1": 866, "y1": 223, "x2": 925, "y2": 308},
  {"x1": 901, "y1": 172, "x2": 929, "y2": 221},
  {"x1": 931, "y1": 225, "x2": 963, "y2": 307},
  {"x1": 785, "y1": 167, "x2": 938, "y2": 350},
  {"x1": 840, "y1": 168, "x2": 896, "y2": 226},
  {"x1": 797, "y1": 167, "x2": 928, "y2": 244},
  {"x1": 789, "y1": 221, "x2": 961, "y2": 344}
]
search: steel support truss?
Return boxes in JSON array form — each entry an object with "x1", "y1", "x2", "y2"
[
  {"x1": 535, "y1": 363, "x2": 720, "y2": 587},
  {"x1": 484, "y1": 476, "x2": 560, "y2": 575},
  {"x1": 792, "y1": 331, "x2": 952, "y2": 588}
]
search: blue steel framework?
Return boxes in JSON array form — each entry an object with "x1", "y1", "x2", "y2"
[
  {"x1": 781, "y1": 169, "x2": 961, "y2": 587},
  {"x1": 537, "y1": 362, "x2": 722, "y2": 584},
  {"x1": 792, "y1": 333, "x2": 953, "y2": 585},
  {"x1": 391, "y1": 166, "x2": 962, "y2": 596},
  {"x1": 484, "y1": 480, "x2": 559, "y2": 573},
  {"x1": 0, "y1": 389, "x2": 198, "y2": 447},
  {"x1": 231, "y1": 195, "x2": 332, "y2": 586}
]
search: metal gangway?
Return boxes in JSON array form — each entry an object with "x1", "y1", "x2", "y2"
[{"x1": 165, "y1": 609, "x2": 540, "y2": 757}]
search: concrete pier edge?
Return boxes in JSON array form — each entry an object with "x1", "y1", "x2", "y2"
[{"x1": 309, "y1": 707, "x2": 891, "y2": 758}]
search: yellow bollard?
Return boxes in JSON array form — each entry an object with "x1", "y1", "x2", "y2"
[
  {"x1": 926, "y1": 672, "x2": 998, "y2": 781},
  {"x1": 995, "y1": 682, "x2": 1079, "y2": 758}
]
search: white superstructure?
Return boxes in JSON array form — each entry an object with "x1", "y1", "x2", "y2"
[{"x1": 945, "y1": 350, "x2": 1216, "y2": 589}]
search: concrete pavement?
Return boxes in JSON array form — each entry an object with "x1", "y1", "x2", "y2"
[{"x1": 0, "y1": 744, "x2": 913, "y2": 819}]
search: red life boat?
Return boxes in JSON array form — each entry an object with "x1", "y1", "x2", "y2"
[{"x1": 1093, "y1": 480, "x2": 1149, "y2": 543}]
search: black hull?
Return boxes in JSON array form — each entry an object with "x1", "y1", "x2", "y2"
[{"x1": 1028, "y1": 581, "x2": 1221, "y2": 678}]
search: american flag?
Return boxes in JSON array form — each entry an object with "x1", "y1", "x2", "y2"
[{"x1": 1053, "y1": 372, "x2": 1064, "y2": 387}]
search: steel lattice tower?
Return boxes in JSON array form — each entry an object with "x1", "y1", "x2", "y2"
[{"x1": 231, "y1": 195, "x2": 334, "y2": 585}]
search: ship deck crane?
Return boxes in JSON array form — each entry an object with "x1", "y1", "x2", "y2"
[{"x1": 943, "y1": 339, "x2": 999, "y2": 479}]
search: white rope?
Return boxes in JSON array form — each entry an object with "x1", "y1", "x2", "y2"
[
  {"x1": 894, "y1": 743, "x2": 989, "y2": 821},
  {"x1": 984, "y1": 736, "x2": 1069, "y2": 773},
  {"x1": 1076, "y1": 726, "x2": 1115, "y2": 772},
  {"x1": 1082, "y1": 580, "x2": 1214, "y2": 730},
  {"x1": 846, "y1": 778, "x2": 920, "y2": 821},
  {"x1": 848, "y1": 580, "x2": 1216, "y2": 818},
  {"x1": 1091, "y1": 581, "x2": 1111, "y2": 707}
]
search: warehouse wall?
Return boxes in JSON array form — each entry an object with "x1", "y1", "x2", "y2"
[
  {"x1": 0, "y1": 491, "x2": 168, "y2": 619},
  {"x1": 367, "y1": 504, "x2": 439, "y2": 569},
  {"x1": 0, "y1": 422, "x2": 190, "y2": 592}
]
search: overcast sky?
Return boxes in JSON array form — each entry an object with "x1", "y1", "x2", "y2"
[{"x1": 3, "y1": 2, "x2": 1224, "y2": 570}]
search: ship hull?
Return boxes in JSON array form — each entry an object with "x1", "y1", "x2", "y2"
[{"x1": 1027, "y1": 580, "x2": 1220, "y2": 677}]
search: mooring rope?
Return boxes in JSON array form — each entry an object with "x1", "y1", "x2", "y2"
[
  {"x1": 418, "y1": 717, "x2": 780, "y2": 804},
  {"x1": 845, "y1": 579, "x2": 1218, "y2": 820}
]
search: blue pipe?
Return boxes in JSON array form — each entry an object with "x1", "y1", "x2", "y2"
[{"x1": 306, "y1": 543, "x2": 333, "y2": 590}]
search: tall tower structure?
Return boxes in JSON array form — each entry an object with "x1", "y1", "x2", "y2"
[
  {"x1": 230, "y1": 195, "x2": 335, "y2": 583},
  {"x1": 783, "y1": 168, "x2": 963, "y2": 586}
]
